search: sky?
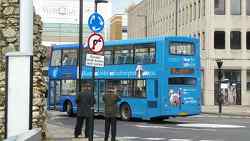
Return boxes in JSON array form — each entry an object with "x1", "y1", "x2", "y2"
[{"x1": 112, "y1": 0, "x2": 142, "y2": 14}]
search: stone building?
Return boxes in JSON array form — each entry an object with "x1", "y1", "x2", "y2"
[
  {"x1": 128, "y1": 0, "x2": 250, "y2": 106},
  {"x1": 0, "y1": 0, "x2": 47, "y2": 138}
]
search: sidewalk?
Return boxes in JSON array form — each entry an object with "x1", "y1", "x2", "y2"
[
  {"x1": 46, "y1": 124, "x2": 131, "y2": 141},
  {"x1": 45, "y1": 124, "x2": 104, "y2": 141},
  {"x1": 202, "y1": 105, "x2": 250, "y2": 116},
  {"x1": 45, "y1": 113, "x2": 131, "y2": 141}
]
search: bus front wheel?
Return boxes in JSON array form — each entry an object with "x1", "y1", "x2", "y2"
[
  {"x1": 120, "y1": 104, "x2": 131, "y2": 121},
  {"x1": 66, "y1": 102, "x2": 73, "y2": 117}
]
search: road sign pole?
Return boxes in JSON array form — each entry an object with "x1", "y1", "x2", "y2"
[
  {"x1": 90, "y1": 2, "x2": 97, "y2": 141},
  {"x1": 88, "y1": 1, "x2": 107, "y2": 140},
  {"x1": 95, "y1": 1, "x2": 97, "y2": 12},
  {"x1": 78, "y1": 0, "x2": 83, "y2": 93}
]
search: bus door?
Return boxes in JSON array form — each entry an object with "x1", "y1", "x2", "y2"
[
  {"x1": 146, "y1": 80, "x2": 159, "y2": 116},
  {"x1": 48, "y1": 80, "x2": 61, "y2": 110},
  {"x1": 98, "y1": 80, "x2": 105, "y2": 113},
  {"x1": 130, "y1": 80, "x2": 147, "y2": 118}
]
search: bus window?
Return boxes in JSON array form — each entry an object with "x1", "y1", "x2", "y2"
[
  {"x1": 168, "y1": 77, "x2": 196, "y2": 85},
  {"x1": 134, "y1": 44, "x2": 155, "y2": 64},
  {"x1": 120, "y1": 80, "x2": 133, "y2": 97},
  {"x1": 114, "y1": 47, "x2": 133, "y2": 64},
  {"x1": 154, "y1": 80, "x2": 158, "y2": 98},
  {"x1": 105, "y1": 80, "x2": 146, "y2": 98},
  {"x1": 170, "y1": 42, "x2": 194, "y2": 55},
  {"x1": 134, "y1": 80, "x2": 146, "y2": 98},
  {"x1": 149, "y1": 48, "x2": 156, "y2": 63},
  {"x1": 61, "y1": 80, "x2": 76, "y2": 96},
  {"x1": 62, "y1": 49, "x2": 77, "y2": 66},
  {"x1": 51, "y1": 50, "x2": 61, "y2": 66},
  {"x1": 104, "y1": 50, "x2": 113, "y2": 65}
]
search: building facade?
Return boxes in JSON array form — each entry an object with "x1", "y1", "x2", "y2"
[
  {"x1": 109, "y1": 14, "x2": 128, "y2": 40},
  {"x1": 34, "y1": 0, "x2": 112, "y2": 46},
  {"x1": 128, "y1": 0, "x2": 250, "y2": 106}
]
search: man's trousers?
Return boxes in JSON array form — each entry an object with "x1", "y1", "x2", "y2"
[
  {"x1": 74, "y1": 116, "x2": 90, "y2": 137},
  {"x1": 104, "y1": 117, "x2": 117, "y2": 141}
]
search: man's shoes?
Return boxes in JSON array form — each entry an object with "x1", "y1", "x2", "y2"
[{"x1": 74, "y1": 133, "x2": 81, "y2": 138}]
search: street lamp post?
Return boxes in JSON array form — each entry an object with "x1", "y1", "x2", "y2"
[{"x1": 216, "y1": 59, "x2": 223, "y2": 114}]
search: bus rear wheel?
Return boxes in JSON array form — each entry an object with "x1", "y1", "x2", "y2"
[
  {"x1": 66, "y1": 102, "x2": 73, "y2": 117},
  {"x1": 120, "y1": 104, "x2": 131, "y2": 121}
]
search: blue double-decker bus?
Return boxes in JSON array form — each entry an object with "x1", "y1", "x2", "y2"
[{"x1": 48, "y1": 36, "x2": 201, "y2": 120}]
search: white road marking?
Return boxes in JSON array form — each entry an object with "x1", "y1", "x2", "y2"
[
  {"x1": 143, "y1": 138, "x2": 166, "y2": 140},
  {"x1": 168, "y1": 139, "x2": 192, "y2": 141},
  {"x1": 135, "y1": 125, "x2": 169, "y2": 129},
  {"x1": 117, "y1": 136, "x2": 140, "y2": 140},
  {"x1": 135, "y1": 124, "x2": 217, "y2": 132},
  {"x1": 177, "y1": 123, "x2": 245, "y2": 128},
  {"x1": 192, "y1": 114, "x2": 250, "y2": 119},
  {"x1": 200, "y1": 140, "x2": 224, "y2": 141}
]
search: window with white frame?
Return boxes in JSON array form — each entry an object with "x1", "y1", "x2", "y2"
[
  {"x1": 215, "y1": 0, "x2": 225, "y2": 15},
  {"x1": 231, "y1": 0, "x2": 241, "y2": 15},
  {"x1": 247, "y1": 32, "x2": 250, "y2": 50},
  {"x1": 247, "y1": 0, "x2": 250, "y2": 15},
  {"x1": 230, "y1": 31, "x2": 241, "y2": 49},
  {"x1": 214, "y1": 31, "x2": 225, "y2": 49}
]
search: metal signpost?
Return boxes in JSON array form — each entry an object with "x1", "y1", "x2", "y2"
[
  {"x1": 78, "y1": 0, "x2": 83, "y2": 93},
  {"x1": 216, "y1": 59, "x2": 223, "y2": 114},
  {"x1": 86, "y1": 0, "x2": 107, "y2": 140}
]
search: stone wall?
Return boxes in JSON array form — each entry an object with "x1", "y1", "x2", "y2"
[{"x1": 0, "y1": 0, "x2": 47, "y2": 138}]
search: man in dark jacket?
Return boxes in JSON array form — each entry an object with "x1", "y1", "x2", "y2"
[
  {"x1": 74, "y1": 83, "x2": 95, "y2": 138},
  {"x1": 103, "y1": 86, "x2": 121, "y2": 141}
]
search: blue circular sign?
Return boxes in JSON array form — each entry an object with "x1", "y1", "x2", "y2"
[{"x1": 88, "y1": 12, "x2": 104, "y2": 33}]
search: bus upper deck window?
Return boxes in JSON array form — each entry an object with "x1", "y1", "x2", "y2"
[
  {"x1": 134, "y1": 45, "x2": 155, "y2": 64},
  {"x1": 170, "y1": 42, "x2": 194, "y2": 55},
  {"x1": 104, "y1": 50, "x2": 113, "y2": 65},
  {"x1": 62, "y1": 49, "x2": 77, "y2": 66},
  {"x1": 51, "y1": 50, "x2": 61, "y2": 66}
]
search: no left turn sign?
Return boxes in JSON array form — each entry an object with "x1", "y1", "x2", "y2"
[{"x1": 87, "y1": 33, "x2": 104, "y2": 53}]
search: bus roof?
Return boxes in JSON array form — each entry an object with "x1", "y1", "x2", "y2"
[{"x1": 52, "y1": 36, "x2": 198, "y2": 49}]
